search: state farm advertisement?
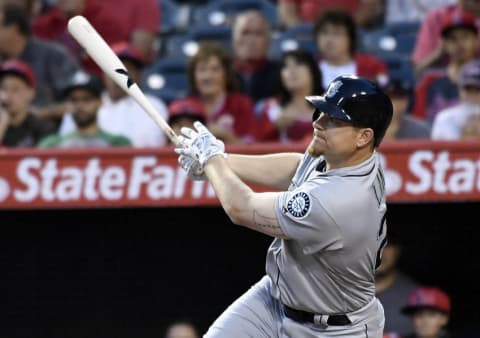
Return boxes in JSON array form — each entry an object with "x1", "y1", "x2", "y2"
[{"x1": 0, "y1": 141, "x2": 480, "y2": 209}]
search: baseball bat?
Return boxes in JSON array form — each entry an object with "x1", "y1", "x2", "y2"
[{"x1": 67, "y1": 15, "x2": 179, "y2": 145}]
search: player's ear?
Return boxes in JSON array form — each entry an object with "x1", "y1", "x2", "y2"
[{"x1": 356, "y1": 128, "x2": 374, "y2": 148}]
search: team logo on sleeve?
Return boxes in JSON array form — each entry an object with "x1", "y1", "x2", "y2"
[{"x1": 286, "y1": 192, "x2": 311, "y2": 218}]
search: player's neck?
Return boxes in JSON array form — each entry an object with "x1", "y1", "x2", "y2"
[{"x1": 325, "y1": 149, "x2": 373, "y2": 171}]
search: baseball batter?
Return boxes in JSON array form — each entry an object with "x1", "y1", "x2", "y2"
[{"x1": 176, "y1": 75, "x2": 393, "y2": 338}]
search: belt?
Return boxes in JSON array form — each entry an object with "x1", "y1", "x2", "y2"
[{"x1": 283, "y1": 304, "x2": 351, "y2": 326}]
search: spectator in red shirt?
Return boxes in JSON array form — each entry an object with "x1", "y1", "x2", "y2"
[
  {"x1": 412, "y1": 10, "x2": 479, "y2": 123},
  {"x1": 314, "y1": 8, "x2": 389, "y2": 89},
  {"x1": 186, "y1": 41, "x2": 255, "y2": 143},
  {"x1": 412, "y1": 0, "x2": 480, "y2": 75},
  {"x1": 32, "y1": 0, "x2": 160, "y2": 74},
  {"x1": 256, "y1": 49, "x2": 324, "y2": 143},
  {"x1": 278, "y1": 0, "x2": 384, "y2": 30}
]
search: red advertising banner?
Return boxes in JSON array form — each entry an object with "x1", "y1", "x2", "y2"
[{"x1": 1, "y1": 141, "x2": 480, "y2": 209}]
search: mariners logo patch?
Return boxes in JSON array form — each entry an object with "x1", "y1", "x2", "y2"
[
  {"x1": 326, "y1": 80, "x2": 342, "y2": 98},
  {"x1": 286, "y1": 192, "x2": 311, "y2": 218}
]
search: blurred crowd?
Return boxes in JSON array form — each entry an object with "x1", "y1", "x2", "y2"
[{"x1": 2, "y1": 0, "x2": 480, "y2": 149}]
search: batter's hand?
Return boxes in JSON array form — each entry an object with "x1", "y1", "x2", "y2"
[
  {"x1": 178, "y1": 154, "x2": 206, "y2": 181},
  {"x1": 175, "y1": 121, "x2": 227, "y2": 167}
]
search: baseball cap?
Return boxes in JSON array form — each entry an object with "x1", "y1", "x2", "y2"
[
  {"x1": 111, "y1": 41, "x2": 145, "y2": 68},
  {"x1": 62, "y1": 70, "x2": 103, "y2": 98},
  {"x1": 459, "y1": 60, "x2": 480, "y2": 88},
  {"x1": 0, "y1": 59, "x2": 36, "y2": 88},
  {"x1": 441, "y1": 10, "x2": 478, "y2": 38},
  {"x1": 168, "y1": 97, "x2": 206, "y2": 124},
  {"x1": 401, "y1": 287, "x2": 451, "y2": 315}
]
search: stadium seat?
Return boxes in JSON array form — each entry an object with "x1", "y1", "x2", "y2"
[
  {"x1": 385, "y1": 21, "x2": 421, "y2": 37},
  {"x1": 359, "y1": 27, "x2": 417, "y2": 58},
  {"x1": 164, "y1": 25, "x2": 233, "y2": 57},
  {"x1": 269, "y1": 23, "x2": 317, "y2": 60},
  {"x1": 191, "y1": 0, "x2": 278, "y2": 28},
  {"x1": 141, "y1": 55, "x2": 190, "y2": 105},
  {"x1": 376, "y1": 52, "x2": 415, "y2": 87},
  {"x1": 158, "y1": 0, "x2": 180, "y2": 34}
]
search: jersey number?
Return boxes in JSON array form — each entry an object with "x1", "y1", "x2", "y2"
[{"x1": 375, "y1": 213, "x2": 387, "y2": 270}]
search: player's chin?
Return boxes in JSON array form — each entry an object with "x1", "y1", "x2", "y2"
[{"x1": 307, "y1": 137, "x2": 325, "y2": 158}]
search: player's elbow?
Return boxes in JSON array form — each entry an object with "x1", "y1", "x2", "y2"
[{"x1": 224, "y1": 205, "x2": 247, "y2": 226}]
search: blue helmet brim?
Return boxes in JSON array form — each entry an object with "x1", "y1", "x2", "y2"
[{"x1": 305, "y1": 96, "x2": 352, "y2": 122}]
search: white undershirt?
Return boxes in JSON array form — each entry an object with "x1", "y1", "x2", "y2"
[{"x1": 319, "y1": 61, "x2": 356, "y2": 89}]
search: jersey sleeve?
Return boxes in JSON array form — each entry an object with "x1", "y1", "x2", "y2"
[{"x1": 275, "y1": 181, "x2": 343, "y2": 254}]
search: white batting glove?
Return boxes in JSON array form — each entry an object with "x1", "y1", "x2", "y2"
[
  {"x1": 178, "y1": 154, "x2": 206, "y2": 181},
  {"x1": 175, "y1": 121, "x2": 227, "y2": 167}
]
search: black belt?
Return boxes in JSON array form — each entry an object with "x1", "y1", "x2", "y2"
[{"x1": 283, "y1": 305, "x2": 351, "y2": 326}]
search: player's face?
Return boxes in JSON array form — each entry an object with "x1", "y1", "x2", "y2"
[
  {"x1": 194, "y1": 56, "x2": 226, "y2": 98},
  {"x1": 412, "y1": 309, "x2": 448, "y2": 337},
  {"x1": 308, "y1": 112, "x2": 369, "y2": 161}
]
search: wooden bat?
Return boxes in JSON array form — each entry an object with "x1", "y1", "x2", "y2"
[{"x1": 67, "y1": 15, "x2": 179, "y2": 145}]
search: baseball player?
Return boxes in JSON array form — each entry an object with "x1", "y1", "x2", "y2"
[{"x1": 176, "y1": 75, "x2": 393, "y2": 338}]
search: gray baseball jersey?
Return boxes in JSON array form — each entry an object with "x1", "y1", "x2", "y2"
[{"x1": 267, "y1": 150, "x2": 387, "y2": 314}]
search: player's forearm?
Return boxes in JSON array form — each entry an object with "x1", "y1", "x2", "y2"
[
  {"x1": 226, "y1": 153, "x2": 302, "y2": 190},
  {"x1": 205, "y1": 156, "x2": 287, "y2": 238}
]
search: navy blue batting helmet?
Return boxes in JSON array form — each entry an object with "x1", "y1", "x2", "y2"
[{"x1": 306, "y1": 75, "x2": 393, "y2": 147}]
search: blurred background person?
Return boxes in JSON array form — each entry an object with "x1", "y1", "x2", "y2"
[
  {"x1": 376, "y1": 228, "x2": 419, "y2": 336},
  {"x1": 384, "y1": 0, "x2": 456, "y2": 25},
  {"x1": 412, "y1": 10, "x2": 479, "y2": 124},
  {"x1": 0, "y1": 3, "x2": 79, "y2": 125},
  {"x1": 314, "y1": 8, "x2": 389, "y2": 89},
  {"x1": 164, "y1": 319, "x2": 199, "y2": 338},
  {"x1": 382, "y1": 77, "x2": 431, "y2": 141},
  {"x1": 185, "y1": 41, "x2": 255, "y2": 143},
  {"x1": 167, "y1": 97, "x2": 206, "y2": 141},
  {"x1": 0, "y1": 59, "x2": 55, "y2": 147},
  {"x1": 232, "y1": 10, "x2": 281, "y2": 105},
  {"x1": 277, "y1": 0, "x2": 384, "y2": 30},
  {"x1": 432, "y1": 59, "x2": 480, "y2": 139},
  {"x1": 256, "y1": 49, "x2": 323, "y2": 142},
  {"x1": 401, "y1": 287, "x2": 452, "y2": 338},
  {"x1": 59, "y1": 42, "x2": 168, "y2": 148},
  {"x1": 412, "y1": 0, "x2": 480, "y2": 75},
  {"x1": 38, "y1": 70, "x2": 131, "y2": 148}
]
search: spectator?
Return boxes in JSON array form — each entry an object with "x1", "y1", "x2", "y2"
[
  {"x1": 412, "y1": 0, "x2": 480, "y2": 75},
  {"x1": 164, "y1": 320, "x2": 199, "y2": 338},
  {"x1": 385, "y1": 0, "x2": 455, "y2": 24},
  {"x1": 376, "y1": 229, "x2": 419, "y2": 336},
  {"x1": 38, "y1": 70, "x2": 131, "y2": 148},
  {"x1": 382, "y1": 77, "x2": 431, "y2": 141},
  {"x1": 186, "y1": 41, "x2": 255, "y2": 143},
  {"x1": 0, "y1": 3, "x2": 79, "y2": 123},
  {"x1": 0, "y1": 59, "x2": 55, "y2": 147},
  {"x1": 314, "y1": 8, "x2": 389, "y2": 89},
  {"x1": 401, "y1": 287, "x2": 452, "y2": 338},
  {"x1": 256, "y1": 49, "x2": 324, "y2": 142},
  {"x1": 278, "y1": 0, "x2": 384, "y2": 30},
  {"x1": 168, "y1": 97, "x2": 206, "y2": 140},
  {"x1": 412, "y1": 10, "x2": 479, "y2": 123},
  {"x1": 432, "y1": 59, "x2": 480, "y2": 139},
  {"x1": 32, "y1": 0, "x2": 160, "y2": 73},
  {"x1": 232, "y1": 10, "x2": 282, "y2": 104},
  {"x1": 59, "y1": 42, "x2": 168, "y2": 148}
]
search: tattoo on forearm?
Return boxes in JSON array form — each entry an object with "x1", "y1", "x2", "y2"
[{"x1": 252, "y1": 210, "x2": 283, "y2": 235}]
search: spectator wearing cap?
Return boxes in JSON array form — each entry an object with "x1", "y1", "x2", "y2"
[
  {"x1": 38, "y1": 70, "x2": 131, "y2": 148},
  {"x1": 0, "y1": 59, "x2": 56, "y2": 147},
  {"x1": 412, "y1": 10, "x2": 479, "y2": 124},
  {"x1": 431, "y1": 59, "x2": 480, "y2": 139},
  {"x1": 375, "y1": 229, "x2": 419, "y2": 336},
  {"x1": 314, "y1": 8, "x2": 389, "y2": 89},
  {"x1": 412, "y1": 0, "x2": 480, "y2": 75},
  {"x1": 382, "y1": 78, "x2": 431, "y2": 141},
  {"x1": 0, "y1": 3, "x2": 79, "y2": 124},
  {"x1": 402, "y1": 287, "x2": 451, "y2": 338},
  {"x1": 59, "y1": 42, "x2": 168, "y2": 148},
  {"x1": 168, "y1": 97, "x2": 206, "y2": 141}
]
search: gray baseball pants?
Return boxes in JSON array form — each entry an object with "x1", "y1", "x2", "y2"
[{"x1": 204, "y1": 276, "x2": 385, "y2": 338}]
